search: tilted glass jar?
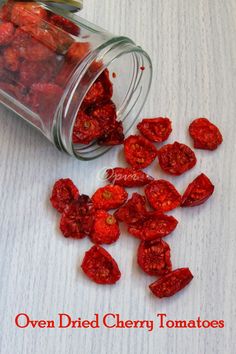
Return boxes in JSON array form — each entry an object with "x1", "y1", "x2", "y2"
[{"x1": 0, "y1": 0, "x2": 152, "y2": 160}]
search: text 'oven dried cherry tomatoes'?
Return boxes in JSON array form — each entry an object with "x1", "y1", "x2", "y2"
[
  {"x1": 50, "y1": 178, "x2": 79, "y2": 213},
  {"x1": 181, "y1": 173, "x2": 214, "y2": 207},
  {"x1": 124, "y1": 135, "x2": 157, "y2": 169},
  {"x1": 60, "y1": 195, "x2": 95, "y2": 239},
  {"x1": 189, "y1": 118, "x2": 223, "y2": 151},
  {"x1": 115, "y1": 193, "x2": 147, "y2": 224},
  {"x1": 90, "y1": 210, "x2": 120, "y2": 245},
  {"x1": 106, "y1": 167, "x2": 154, "y2": 187},
  {"x1": 137, "y1": 117, "x2": 172, "y2": 142},
  {"x1": 128, "y1": 212, "x2": 178, "y2": 241},
  {"x1": 137, "y1": 239, "x2": 172, "y2": 276},
  {"x1": 81, "y1": 245, "x2": 121, "y2": 284},
  {"x1": 149, "y1": 268, "x2": 193, "y2": 298},
  {"x1": 92, "y1": 185, "x2": 128, "y2": 210},
  {"x1": 158, "y1": 142, "x2": 197, "y2": 176},
  {"x1": 145, "y1": 180, "x2": 181, "y2": 213}
]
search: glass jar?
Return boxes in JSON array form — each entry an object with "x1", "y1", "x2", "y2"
[{"x1": 0, "y1": 0, "x2": 152, "y2": 160}]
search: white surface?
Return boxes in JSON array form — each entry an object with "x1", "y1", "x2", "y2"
[{"x1": 0, "y1": 1, "x2": 235, "y2": 353}]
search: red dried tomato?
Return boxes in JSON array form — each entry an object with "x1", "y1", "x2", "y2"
[
  {"x1": 149, "y1": 268, "x2": 193, "y2": 298},
  {"x1": 98, "y1": 121, "x2": 124, "y2": 146},
  {"x1": 124, "y1": 135, "x2": 158, "y2": 169},
  {"x1": 106, "y1": 167, "x2": 153, "y2": 187},
  {"x1": 181, "y1": 173, "x2": 214, "y2": 207},
  {"x1": 72, "y1": 110, "x2": 102, "y2": 144},
  {"x1": 11, "y1": 2, "x2": 48, "y2": 27},
  {"x1": 145, "y1": 180, "x2": 181, "y2": 213},
  {"x1": 19, "y1": 59, "x2": 56, "y2": 87},
  {"x1": 49, "y1": 14, "x2": 80, "y2": 36},
  {"x1": 3, "y1": 46, "x2": 20, "y2": 72},
  {"x1": 67, "y1": 42, "x2": 90, "y2": 63},
  {"x1": 158, "y1": 142, "x2": 197, "y2": 176},
  {"x1": 50, "y1": 178, "x2": 79, "y2": 213},
  {"x1": 128, "y1": 212, "x2": 178, "y2": 241},
  {"x1": 0, "y1": 4, "x2": 11, "y2": 21},
  {"x1": 60, "y1": 195, "x2": 95, "y2": 239},
  {"x1": 92, "y1": 185, "x2": 128, "y2": 210},
  {"x1": 98, "y1": 68, "x2": 113, "y2": 99},
  {"x1": 90, "y1": 210, "x2": 120, "y2": 245},
  {"x1": 189, "y1": 118, "x2": 223, "y2": 150},
  {"x1": 83, "y1": 81, "x2": 107, "y2": 107},
  {"x1": 81, "y1": 245, "x2": 121, "y2": 285},
  {"x1": 90, "y1": 100, "x2": 117, "y2": 133},
  {"x1": 114, "y1": 193, "x2": 147, "y2": 224},
  {"x1": 137, "y1": 117, "x2": 172, "y2": 142},
  {"x1": 137, "y1": 239, "x2": 172, "y2": 276},
  {"x1": 29, "y1": 83, "x2": 63, "y2": 114},
  {"x1": 0, "y1": 22, "x2": 14, "y2": 45}
]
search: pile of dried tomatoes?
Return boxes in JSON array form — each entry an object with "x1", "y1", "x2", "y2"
[{"x1": 50, "y1": 116, "x2": 223, "y2": 298}]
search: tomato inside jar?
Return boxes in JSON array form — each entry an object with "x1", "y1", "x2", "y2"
[{"x1": 0, "y1": 0, "x2": 152, "y2": 160}]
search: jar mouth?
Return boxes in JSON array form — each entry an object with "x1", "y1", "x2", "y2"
[{"x1": 55, "y1": 37, "x2": 152, "y2": 160}]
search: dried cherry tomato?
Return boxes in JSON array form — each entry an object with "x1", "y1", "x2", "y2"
[
  {"x1": 114, "y1": 193, "x2": 147, "y2": 224},
  {"x1": 158, "y1": 141, "x2": 197, "y2": 176},
  {"x1": 145, "y1": 180, "x2": 181, "y2": 213},
  {"x1": 90, "y1": 100, "x2": 117, "y2": 133},
  {"x1": 189, "y1": 118, "x2": 223, "y2": 150},
  {"x1": 124, "y1": 135, "x2": 158, "y2": 169},
  {"x1": 106, "y1": 167, "x2": 154, "y2": 187},
  {"x1": 55, "y1": 61, "x2": 76, "y2": 87},
  {"x1": 50, "y1": 178, "x2": 79, "y2": 213},
  {"x1": 98, "y1": 121, "x2": 124, "y2": 146},
  {"x1": 3, "y1": 47, "x2": 20, "y2": 72},
  {"x1": 98, "y1": 68, "x2": 113, "y2": 99},
  {"x1": 83, "y1": 81, "x2": 107, "y2": 107},
  {"x1": 149, "y1": 268, "x2": 193, "y2": 298},
  {"x1": 0, "y1": 22, "x2": 14, "y2": 45},
  {"x1": 67, "y1": 42, "x2": 90, "y2": 63},
  {"x1": 81, "y1": 245, "x2": 121, "y2": 285},
  {"x1": 0, "y1": 4, "x2": 11, "y2": 21},
  {"x1": 128, "y1": 212, "x2": 178, "y2": 241},
  {"x1": 60, "y1": 195, "x2": 95, "y2": 239},
  {"x1": 137, "y1": 117, "x2": 172, "y2": 142},
  {"x1": 49, "y1": 14, "x2": 80, "y2": 36},
  {"x1": 72, "y1": 110, "x2": 102, "y2": 144},
  {"x1": 19, "y1": 59, "x2": 56, "y2": 87},
  {"x1": 90, "y1": 210, "x2": 120, "y2": 245},
  {"x1": 181, "y1": 173, "x2": 214, "y2": 207},
  {"x1": 92, "y1": 185, "x2": 128, "y2": 210},
  {"x1": 137, "y1": 239, "x2": 172, "y2": 276},
  {"x1": 29, "y1": 83, "x2": 63, "y2": 114},
  {"x1": 11, "y1": 2, "x2": 48, "y2": 27}
]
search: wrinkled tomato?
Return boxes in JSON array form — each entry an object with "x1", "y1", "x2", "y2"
[
  {"x1": 137, "y1": 117, "x2": 172, "y2": 142},
  {"x1": 114, "y1": 193, "x2": 147, "y2": 224},
  {"x1": 145, "y1": 180, "x2": 181, "y2": 213},
  {"x1": 90, "y1": 210, "x2": 120, "y2": 245},
  {"x1": 181, "y1": 173, "x2": 214, "y2": 207},
  {"x1": 149, "y1": 268, "x2": 193, "y2": 298},
  {"x1": 81, "y1": 245, "x2": 121, "y2": 284},
  {"x1": 60, "y1": 195, "x2": 95, "y2": 239},
  {"x1": 137, "y1": 239, "x2": 172, "y2": 276},
  {"x1": 98, "y1": 121, "x2": 124, "y2": 146},
  {"x1": 158, "y1": 142, "x2": 197, "y2": 175},
  {"x1": 72, "y1": 110, "x2": 102, "y2": 144},
  {"x1": 189, "y1": 118, "x2": 223, "y2": 150},
  {"x1": 128, "y1": 212, "x2": 178, "y2": 241},
  {"x1": 92, "y1": 185, "x2": 128, "y2": 210},
  {"x1": 49, "y1": 14, "x2": 80, "y2": 36},
  {"x1": 0, "y1": 22, "x2": 14, "y2": 45},
  {"x1": 124, "y1": 135, "x2": 158, "y2": 169},
  {"x1": 50, "y1": 178, "x2": 79, "y2": 213}
]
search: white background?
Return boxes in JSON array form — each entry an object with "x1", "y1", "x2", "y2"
[{"x1": 0, "y1": 0, "x2": 235, "y2": 353}]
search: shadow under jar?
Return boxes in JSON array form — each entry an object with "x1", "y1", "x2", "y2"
[{"x1": 0, "y1": 0, "x2": 152, "y2": 160}]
